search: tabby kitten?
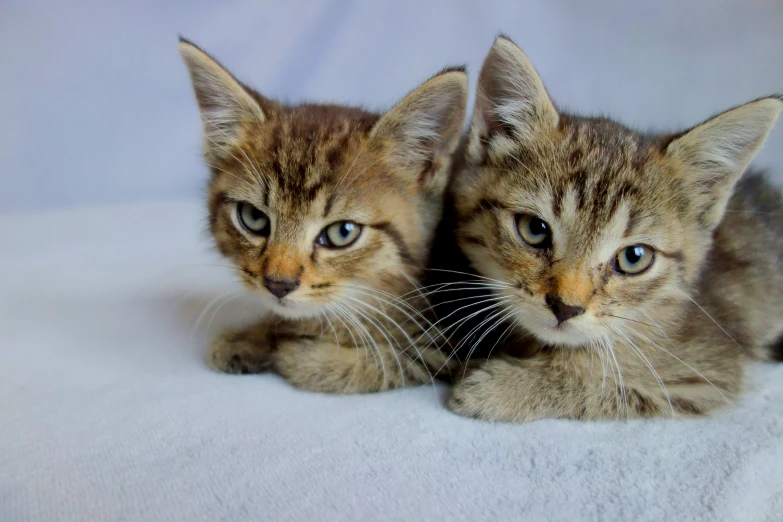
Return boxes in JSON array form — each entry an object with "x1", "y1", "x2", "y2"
[
  {"x1": 178, "y1": 38, "x2": 467, "y2": 393},
  {"x1": 447, "y1": 36, "x2": 783, "y2": 421}
]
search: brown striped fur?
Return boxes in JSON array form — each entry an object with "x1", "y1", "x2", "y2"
[
  {"x1": 447, "y1": 36, "x2": 783, "y2": 422},
  {"x1": 179, "y1": 38, "x2": 467, "y2": 393}
]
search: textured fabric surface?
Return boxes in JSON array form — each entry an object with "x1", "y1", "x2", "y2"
[{"x1": 1, "y1": 201, "x2": 782, "y2": 521}]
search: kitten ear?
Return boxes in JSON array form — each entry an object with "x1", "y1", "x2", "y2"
[
  {"x1": 369, "y1": 67, "x2": 468, "y2": 192},
  {"x1": 178, "y1": 37, "x2": 267, "y2": 159},
  {"x1": 666, "y1": 96, "x2": 782, "y2": 229},
  {"x1": 467, "y1": 35, "x2": 558, "y2": 162}
]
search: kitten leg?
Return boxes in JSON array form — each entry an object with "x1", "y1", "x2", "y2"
[
  {"x1": 207, "y1": 321, "x2": 273, "y2": 374},
  {"x1": 273, "y1": 338, "x2": 447, "y2": 394},
  {"x1": 448, "y1": 350, "x2": 732, "y2": 422}
]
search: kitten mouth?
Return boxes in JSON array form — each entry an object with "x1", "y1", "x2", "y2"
[
  {"x1": 522, "y1": 317, "x2": 588, "y2": 347},
  {"x1": 276, "y1": 298, "x2": 307, "y2": 309},
  {"x1": 548, "y1": 322, "x2": 576, "y2": 337},
  {"x1": 268, "y1": 297, "x2": 320, "y2": 319}
]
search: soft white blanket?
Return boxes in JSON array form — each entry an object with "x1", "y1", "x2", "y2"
[{"x1": 1, "y1": 201, "x2": 782, "y2": 521}]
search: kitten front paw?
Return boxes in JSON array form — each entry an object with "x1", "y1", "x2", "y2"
[
  {"x1": 208, "y1": 329, "x2": 271, "y2": 374},
  {"x1": 447, "y1": 368, "x2": 495, "y2": 419},
  {"x1": 274, "y1": 338, "x2": 380, "y2": 394},
  {"x1": 447, "y1": 359, "x2": 539, "y2": 422}
]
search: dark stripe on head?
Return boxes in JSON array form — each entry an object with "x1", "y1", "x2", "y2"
[
  {"x1": 607, "y1": 182, "x2": 639, "y2": 218},
  {"x1": 371, "y1": 222, "x2": 416, "y2": 266},
  {"x1": 570, "y1": 170, "x2": 589, "y2": 211},
  {"x1": 624, "y1": 206, "x2": 642, "y2": 237},
  {"x1": 458, "y1": 198, "x2": 504, "y2": 226},
  {"x1": 568, "y1": 149, "x2": 583, "y2": 168},
  {"x1": 304, "y1": 179, "x2": 325, "y2": 204},
  {"x1": 479, "y1": 198, "x2": 505, "y2": 212},
  {"x1": 268, "y1": 128, "x2": 284, "y2": 187},
  {"x1": 323, "y1": 192, "x2": 336, "y2": 217},
  {"x1": 327, "y1": 133, "x2": 352, "y2": 169},
  {"x1": 551, "y1": 183, "x2": 564, "y2": 217},
  {"x1": 467, "y1": 198, "x2": 507, "y2": 219},
  {"x1": 656, "y1": 249, "x2": 684, "y2": 263},
  {"x1": 462, "y1": 236, "x2": 487, "y2": 247}
]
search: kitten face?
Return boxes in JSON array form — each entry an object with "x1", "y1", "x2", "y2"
[
  {"x1": 456, "y1": 121, "x2": 696, "y2": 346},
  {"x1": 208, "y1": 107, "x2": 431, "y2": 319},
  {"x1": 179, "y1": 39, "x2": 467, "y2": 319},
  {"x1": 454, "y1": 37, "x2": 781, "y2": 347}
]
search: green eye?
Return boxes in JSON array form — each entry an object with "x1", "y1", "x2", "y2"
[
  {"x1": 614, "y1": 245, "x2": 655, "y2": 275},
  {"x1": 515, "y1": 214, "x2": 551, "y2": 248},
  {"x1": 319, "y1": 221, "x2": 362, "y2": 248},
  {"x1": 237, "y1": 202, "x2": 270, "y2": 235}
]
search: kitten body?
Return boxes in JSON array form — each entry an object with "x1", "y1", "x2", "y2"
[
  {"x1": 444, "y1": 36, "x2": 783, "y2": 421},
  {"x1": 178, "y1": 39, "x2": 467, "y2": 393}
]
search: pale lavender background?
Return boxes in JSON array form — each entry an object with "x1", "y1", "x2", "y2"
[{"x1": 1, "y1": 0, "x2": 782, "y2": 213}]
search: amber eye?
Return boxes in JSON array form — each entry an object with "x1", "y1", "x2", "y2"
[
  {"x1": 317, "y1": 221, "x2": 362, "y2": 248},
  {"x1": 515, "y1": 214, "x2": 551, "y2": 249},
  {"x1": 237, "y1": 202, "x2": 270, "y2": 235},
  {"x1": 613, "y1": 245, "x2": 655, "y2": 275}
]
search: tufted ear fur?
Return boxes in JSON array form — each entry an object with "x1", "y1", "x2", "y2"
[
  {"x1": 178, "y1": 37, "x2": 268, "y2": 161},
  {"x1": 369, "y1": 67, "x2": 468, "y2": 194},
  {"x1": 666, "y1": 96, "x2": 782, "y2": 229},
  {"x1": 466, "y1": 35, "x2": 558, "y2": 164}
]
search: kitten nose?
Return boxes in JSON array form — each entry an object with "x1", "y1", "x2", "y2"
[
  {"x1": 263, "y1": 277, "x2": 299, "y2": 299},
  {"x1": 545, "y1": 295, "x2": 585, "y2": 324}
]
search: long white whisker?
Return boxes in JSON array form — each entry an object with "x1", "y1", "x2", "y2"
[
  {"x1": 424, "y1": 268, "x2": 511, "y2": 287},
  {"x1": 337, "y1": 284, "x2": 444, "y2": 346},
  {"x1": 639, "y1": 310, "x2": 670, "y2": 341},
  {"x1": 418, "y1": 296, "x2": 509, "y2": 342},
  {"x1": 326, "y1": 304, "x2": 364, "y2": 385},
  {"x1": 608, "y1": 324, "x2": 674, "y2": 417},
  {"x1": 597, "y1": 336, "x2": 608, "y2": 400},
  {"x1": 204, "y1": 293, "x2": 240, "y2": 335},
  {"x1": 333, "y1": 137, "x2": 370, "y2": 196},
  {"x1": 398, "y1": 281, "x2": 509, "y2": 301},
  {"x1": 675, "y1": 289, "x2": 741, "y2": 349},
  {"x1": 460, "y1": 307, "x2": 516, "y2": 379},
  {"x1": 343, "y1": 295, "x2": 435, "y2": 386},
  {"x1": 485, "y1": 316, "x2": 518, "y2": 363},
  {"x1": 434, "y1": 304, "x2": 510, "y2": 378},
  {"x1": 340, "y1": 300, "x2": 403, "y2": 388},
  {"x1": 425, "y1": 300, "x2": 509, "y2": 375},
  {"x1": 623, "y1": 324, "x2": 730, "y2": 404},
  {"x1": 191, "y1": 290, "x2": 243, "y2": 341},
  {"x1": 201, "y1": 115, "x2": 268, "y2": 190},
  {"x1": 332, "y1": 302, "x2": 380, "y2": 382},
  {"x1": 606, "y1": 343, "x2": 627, "y2": 420},
  {"x1": 451, "y1": 304, "x2": 511, "y2": 356}
]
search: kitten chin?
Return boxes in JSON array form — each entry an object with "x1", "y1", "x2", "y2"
[
  {"x1": 517, "y1": 316, "x2": 593, "y2": 348},
  {"x1": 443, "y1": 35, "x2": 783, "y2": 422},
  {"x1": 179, "y1": 37, "x2": 468, "y2": 393},
  {"x1": 262, "y1": 297, "x2": 321, "y2": 320}
]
